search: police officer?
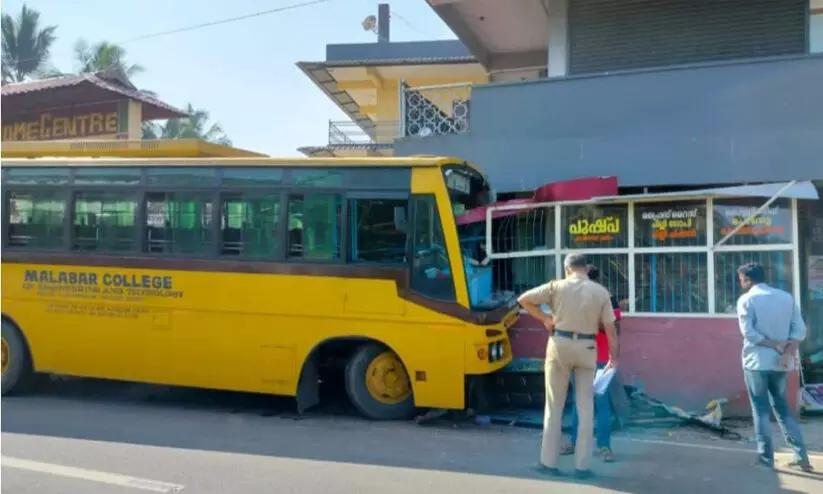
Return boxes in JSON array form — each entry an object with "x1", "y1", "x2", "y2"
[{"x1": 517, "y1": 253, "x2": 619, "y2": 479}]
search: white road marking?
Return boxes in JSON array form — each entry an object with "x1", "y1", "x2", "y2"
[
  {"x1": 1, "y1": 456, "x2": 185, "y2": 492},
  {"x1": 615, "y1": 436, "x2": 823, "y2": 460}
]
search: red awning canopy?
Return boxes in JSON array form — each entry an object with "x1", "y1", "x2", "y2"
[{"x1": 456, "y1": 176, "x2": 618, "y2": 226}]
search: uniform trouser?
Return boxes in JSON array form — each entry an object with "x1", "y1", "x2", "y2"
[
  {"x1": 541, "y1": 334, "x2": 597, "y2": 471},
  {"x1": 570, "y1": 362, "x2": 612, "y2": 449}
]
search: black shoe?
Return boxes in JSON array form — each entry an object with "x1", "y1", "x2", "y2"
[
  {"x1": 533, "y1": 464, "x2": 563, "y2": 477},
  {"x1": 574, "y1": 469, "x2": 595, "y2": 480},
  {"x1": 783, "y1": 459, "x2": 814, "y2": 473}
]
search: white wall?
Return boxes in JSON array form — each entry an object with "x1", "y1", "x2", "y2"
[{"x1": 545, "y1": 0, "x2": 569, "y2": 77}]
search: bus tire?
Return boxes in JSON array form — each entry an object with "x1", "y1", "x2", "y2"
[
  {"x1": 2, "y1": 320, "x2": 34, "y2": 396},
  {"x1": 345, "y1": 343, "x2": 416, "y2": 420}
]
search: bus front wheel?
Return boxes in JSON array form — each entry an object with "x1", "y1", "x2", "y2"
[
  {"x1": 1, "y1": 320, "x2": 34, "y2": 396},
  {"x1": 345, "y1": 344, "x2": 416, "y2": 420}
]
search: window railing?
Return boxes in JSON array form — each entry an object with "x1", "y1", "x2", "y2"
[
  {"x1": 400, "y1": 81, "x2": 472, "y2": 138},
  {"x1": 327, "y1": 120, "x2": 400, "y2": 146},
  {"x1": 476, "y1": 196, "x2": 799, "y2": 317}
]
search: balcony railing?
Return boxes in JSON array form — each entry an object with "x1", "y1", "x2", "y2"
[
  {"x1": 328, "y1": 120, "x2": 400, "y2": 146},
  {"x1": 400, "y1": 81, "x2": 472, "y2": 138}
]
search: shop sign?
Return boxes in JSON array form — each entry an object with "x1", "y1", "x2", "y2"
[
  {"x1": 2, "y1": 104, "x2": 120, "y2": 141},
  {"x1": 716, "y1": 205, "x2": 786, "y2": 237},
  {"x1": 568, "y1": 216, "x2": 621, "y2": 243},
  {"x1": 641, "y1": 207, "x2": 699, "y2": 242}
]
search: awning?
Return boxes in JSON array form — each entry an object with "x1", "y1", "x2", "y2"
[
  {"x1": 458, "y1": 180, "x2": 818, "y2": 227},
  {"x1": 592, "y1": 181, "x2": 819, "y2": 203}
]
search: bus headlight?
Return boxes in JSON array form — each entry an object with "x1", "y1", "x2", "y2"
[{"x1": 488, "y1": 341, "x2": 504, "y2": 362}]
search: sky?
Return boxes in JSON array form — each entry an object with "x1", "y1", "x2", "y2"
[{"x1": 3, "y1": 0, "x2": 457, "y2": 156}]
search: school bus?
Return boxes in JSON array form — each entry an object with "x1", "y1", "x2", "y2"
[{"x1": 0, "y1": 141, "x2": 518, "y2": 420}]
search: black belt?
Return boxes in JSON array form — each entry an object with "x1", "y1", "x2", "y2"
[{"x1": 553, "y1": 330, "x2": 596, "y2": 341}]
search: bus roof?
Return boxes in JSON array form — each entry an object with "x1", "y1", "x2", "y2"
[
  {"x1": 1, "y1": 139, "x2": 267, "y2": 158},
  {"x1": 1, "y1": 156, "x2": 462, "y2": 168}
]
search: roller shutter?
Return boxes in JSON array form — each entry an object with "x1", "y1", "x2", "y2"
[{"x1": 568, "y1": 0, "x2": 808, "y2": 75}]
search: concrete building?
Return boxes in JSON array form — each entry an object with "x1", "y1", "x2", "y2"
[
  {"x1": 394, "y1": 0, "x2": 823, "y2": 414},
  {"x1": 298, "y1": 1, "x2": 823, "y2": 413},
  {"x1": 296, "y1": 4, "x2": 486, "y2": 157}
]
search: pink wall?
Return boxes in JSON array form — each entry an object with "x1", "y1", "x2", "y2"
[{"x1": 509, "y1": 314, "x2": 799, "y2": 416}]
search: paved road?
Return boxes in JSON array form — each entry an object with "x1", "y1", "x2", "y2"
[{"x1": 2, "y1": 380, "x2": 822, "y2": 493}]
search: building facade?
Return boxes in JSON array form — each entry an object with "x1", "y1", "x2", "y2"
[
  {"x1": 299, "y1": 1, "x2": 823, "y2": 413},
  {"x1": 1, "y1": 70, "x2": 185, "y2": 142},
  {"x1": 392, "y1": 0, "x2": 823, "y2": 413},
  {"x1": 296, "y1": 5, "x2": 487, "y2": 158}
]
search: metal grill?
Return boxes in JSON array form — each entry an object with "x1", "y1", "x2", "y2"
[
  {"x1": 328, "y1": 120, "x2": 400, "y2": 146},
  {"x1": 481, "y1": 205, "x2": 556, "y2": 294},
  {"x1": 400, "y1": 81, "x2": 471, "y2": 138}
]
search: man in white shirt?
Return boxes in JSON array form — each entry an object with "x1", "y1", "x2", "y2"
[{"x1": 736, "y1": 262, "x2": 812, "y2": 472}]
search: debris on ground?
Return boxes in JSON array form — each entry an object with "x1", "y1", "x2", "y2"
[{"x1": 625, "y1": 387, "x2": 742, "y2": 440}]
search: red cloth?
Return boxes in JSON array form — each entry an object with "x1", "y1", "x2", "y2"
[{"x1": 596, "y1": 308, "x2": 621, "y2": 364}]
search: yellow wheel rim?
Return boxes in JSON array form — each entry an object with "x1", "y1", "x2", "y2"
[
  {"x1": 365, "y1": 351, "x2": 412, "y2": 405},
  {"x1": 1, "y1": 338, "x2": 10, "y2": 376}
]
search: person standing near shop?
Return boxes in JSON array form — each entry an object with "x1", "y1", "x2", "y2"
[
  {"x1": 736, "y1": 262, "x2": 813, "y2": 472},
  {"x1": 518, "y1": 253, "x2": 619, "y2": 479},
  {"x1": 561, "y1": 264, "x2": 621, "y2": 463}
]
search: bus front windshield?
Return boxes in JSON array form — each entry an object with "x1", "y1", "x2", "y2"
[{"x1": 442, "y1": 165, "x2": 515, "y2": 311}]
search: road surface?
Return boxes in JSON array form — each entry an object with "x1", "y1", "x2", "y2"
[{"x1": 2, "y1": 380, "x2": 821, "y2": 493}]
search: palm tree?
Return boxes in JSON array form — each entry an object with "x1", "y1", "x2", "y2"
[
  {"x1": 1, "y1": 4, "x2": 58, "y2": 83},
  {"x1": 73, "y1": 38, "x2": 144, "y2": 78},
  {"x1": 143, "y1": 103, "x2": 232, "y2": 145}
]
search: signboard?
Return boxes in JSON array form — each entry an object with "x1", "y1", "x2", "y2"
[
  {"x1": 713, "y1": 199, "x2": 792, "y2": 245},
  {"x1": 635, "y1": 203, "x2": 705, "y2": 247},
  {"x1": 2, "y1": 103, "x2": 121, "y2": 141},
  {"x1": 800, "y1": 383, "x2": 823, "y2": 412},
  {"x1": 563, "y1": 205, "x2": 628, "y2": 248},
  {"x1": 568, "y1": 217, "x2": 621, "y2": 243}
]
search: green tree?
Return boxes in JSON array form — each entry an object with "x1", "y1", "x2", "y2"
[
  {"x1": 73, "y1": 38, "x2": 144, "y2": 78},
  {"x1": 1, "y1": 4, "x2": 58, "y2": 83},
  {"x1": 143, "y1": 103, "x2": 232, "y2": 145}
]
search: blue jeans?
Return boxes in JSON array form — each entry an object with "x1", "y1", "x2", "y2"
[
  {"x1": 743, "y1": 370, "x2": 809, "y2": 466},
  {"x1": 570, "y1": 363, "x2": 612, "y2": 449}
]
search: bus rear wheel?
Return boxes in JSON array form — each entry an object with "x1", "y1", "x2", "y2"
[
  {"x1": 345, "y1": 344, "x2": 415, "y2": 420},
  {"x1": 2, "y1": 320, "x2": 33, "y2": 396}
]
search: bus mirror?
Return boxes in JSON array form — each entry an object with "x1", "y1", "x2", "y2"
[{"x1": 393, "y1": 207, "x2": 407, "y2": 232}]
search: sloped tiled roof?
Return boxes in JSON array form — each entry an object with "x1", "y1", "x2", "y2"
[{"x1": 2, "y1": 70, "x2": 186, "y2": 120}]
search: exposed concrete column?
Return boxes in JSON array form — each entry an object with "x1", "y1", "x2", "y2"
[
  {"x1": 127, "y1": 100, "x2": 142, "y2": 140},
  {"x1": 546, "y1": 0, "x2": 569, "y2": 77}
]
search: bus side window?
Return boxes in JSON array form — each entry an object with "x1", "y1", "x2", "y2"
[
  {"x1": 346, "y1": 197, "x2": 408, "y2": 264},
  {"x1": 145, "y1": 192, "x2": 213, "y2": 254},
  {"x1": 287, "y1": 193, "x2": 342, "y2": 261},
  {"x1": 220, "y1": 192, "x2": 280, "y2": 258},
  {"x1": 72, "y1": 191, "x2": 138, "y2": 252},
  {"x1": 6, "y1": 190, "x2": 66, "y2": 249},
  {"x1": 410, "y1": 195, "x2": 456, "y2": 302}
]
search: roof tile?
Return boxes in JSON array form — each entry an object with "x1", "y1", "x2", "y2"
[{"x1": 2, "y1": 71, "x2": 186, "y2": 119}]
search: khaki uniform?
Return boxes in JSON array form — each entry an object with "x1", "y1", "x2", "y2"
[{"x1": 520, "y1": 273, "x2": 615, "y2": 471}]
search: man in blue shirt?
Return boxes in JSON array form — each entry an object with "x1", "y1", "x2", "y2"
[{"x1": 736, "y1": 262, "x2": 812, "y2": 472}]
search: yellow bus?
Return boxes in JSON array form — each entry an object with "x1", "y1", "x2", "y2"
[{"x1": 1, "y1": 142, "x2": 518, "y2": 420}]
